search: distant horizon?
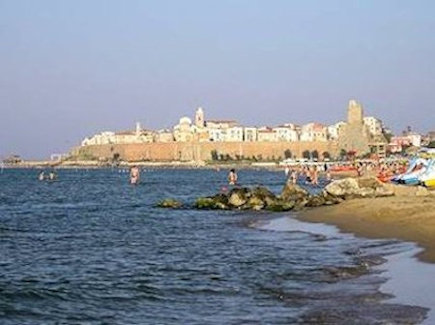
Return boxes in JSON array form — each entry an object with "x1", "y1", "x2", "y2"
[{"x1": 1, "y1": 0, "x2": 434, "y2": 159}]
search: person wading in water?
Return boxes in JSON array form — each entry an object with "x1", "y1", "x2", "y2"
[
  {"x1": 130, "y1": 166, "x2": 140, "y2": 185},
  {"x1": 228, "y1": 169, "x2": 238, "y2": 185}
]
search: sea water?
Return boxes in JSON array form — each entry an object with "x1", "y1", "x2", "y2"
[{"x1": 0, "y1": 168, "x2": 430, "y2": 324}]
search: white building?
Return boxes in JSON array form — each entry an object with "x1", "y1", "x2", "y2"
[
  {"x1": 244, "y1": 127, "x2": 258, "y2": 142},
  {"x1": 257, "y1": 127, "x2": 277, "y2": 142},
  {"x1": 155, "y1": 129, "x2": 174, "y2": 142},
  {"x1": 327, "y1": 121, "x2": 346, "y2": 140},
  {"x1": 407, "y1": 132, "x2": 422, "y2": 147},
  {"x1": 363, "y1": 116, "x2": 383, "y2": 136},
  {"x1": 208, "y1": 128, "x2": 226, "y2": 142},
  {"x1": 273, "y1": 125, "x2": 299, "y2": 142},
  {"x1": 173, "y1": 116, "x2": 196, "y2": 142},
  {"x1": 300, "y1": 123, "x2": 327, "y2": 142},
  {"x1": 226, "y1": 126, "x2": 244, "y2": 142},
  {"x1": 81, "y1": 131, "x2": 116, "y2": 146}
]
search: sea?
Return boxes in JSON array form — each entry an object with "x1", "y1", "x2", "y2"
[{"x1": 0, "y1": 168, "x2": 433, "y2": 324}]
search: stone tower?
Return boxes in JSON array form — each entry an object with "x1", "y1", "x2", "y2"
[
  {"x1": 347, "y1": 100, "x2": 364, "y2": 125},
  {"x1": 195, "y1": 107, "x2": 205, "y2": 128},
  {"x1": 338, "y1": 100, "x2": 371, "y2": 155}
]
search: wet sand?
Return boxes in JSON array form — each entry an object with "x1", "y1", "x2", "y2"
[{"x1": 298, "y1": 194, "x2": 435, "y2": 263}]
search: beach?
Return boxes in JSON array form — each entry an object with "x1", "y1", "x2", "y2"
[{"x1": 298, "y1": 193, "x2": 435, "y2": 263}]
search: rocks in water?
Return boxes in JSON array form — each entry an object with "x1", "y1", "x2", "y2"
[
  {"x1": 251, "y1": 187, "x2": 277, "y2": 206},
  {"x1": 306, "y1": 195, "x2": 326, "y2": 208},
  {"x1": 194, "y1": 186, "x2": 297, "y2": 211},
  {"x1": 266, "y1": 199, "x2": 295, "y2": 212},
  {"x1": 156, "y1": 198, "x2": 183, "y2": 208},
  {"x1": 281, "y1": 182, "x2": 310, "y2": 201},
  {"x1": 324, "y1": 177, "x2": 394, "y2": 199},
  {"x1": 164, "y1": 176, "x2": 399, "y2": 212},
  {"x1": 244, "y1": 196, "x2": 265, "y2": 210},
  {"x1": 194, "y1": 194, "x2": 229, "y2": 210},
  {"x1": 280, "y1": 182, "x2": 311, "y2": 210},
  {"x1": 228, "y1": 187, "x2": 249, "y2": 207}
]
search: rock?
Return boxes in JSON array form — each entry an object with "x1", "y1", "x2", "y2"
[
  {"x1": 251, "y1": 186, "x2": 277, "y2": 207},
  {"x1": 265, "y1": 199, "x2": 295, "y2": 212},
  {"x1": 325, "y1": 177, "x2": 392, "y2": 199},
  {"x1": 375, "y1": 186, "x2": 394, "y2": 197},
  {"x1": 156, "y1": 198, "x2": 183, "y2": 208},
  {"x1": 281, "y1": 182, "x2": 309, "y2": 201},
  {"x1": 325, "y1": 178, "x2": 360, "y2": 197},
  {"x1": 322, "y1": 192, "x2": 344, "y2": 205},
  {"x1": 294, "y1": 198, "x2": 309, "y2": 210},
  {"x1": 194, "y1": 196, "x2": 229, "y2": 210},
  {"x1": 357, "y1": 177, "x2": 383, "y2": 189},
  {"x1": 306, "y1": 195, "x2": 326, "y2": 207},
  {"x1": 243, "y1": 196, "x2": 265, "y2": 210},
  {"x1": 355, "y1": 187, "x2": 375, "y2": 198},
  {"x1": 228, "y1": 187, "x2": 250, "y2": 207}
]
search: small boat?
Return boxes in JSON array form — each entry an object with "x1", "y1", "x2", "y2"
[
  {"x1": 423, "y1": 178, "x2": 435, "y2": 188},
  {"x1": 419, "y1": 159, "x2": 435, "y2": 188},
  {"x1": 330, "y1": 165, "x2": 356, "y2": 172}
]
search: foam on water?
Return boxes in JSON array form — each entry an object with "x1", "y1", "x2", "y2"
[
  {"x1": 258, "y1": 215, "x2": 435, "y2": 324},
  {"x1": 378, "y1": 246, "x2": 435, "y2": 324}
]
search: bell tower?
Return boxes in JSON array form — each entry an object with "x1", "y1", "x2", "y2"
[{"x1": 195, "y1": 107, "x2": 205, "y2": 128}]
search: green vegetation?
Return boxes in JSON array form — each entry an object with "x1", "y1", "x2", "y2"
[
  {"x1": 302, "y1": 150, "x2": 310, "y2": 159},
  {"x1": 284, "y1": 149, "x2": 292, "y2": 159},
  {"x1": 322, "y1": 151, "x2": 331, "y2": 159}
]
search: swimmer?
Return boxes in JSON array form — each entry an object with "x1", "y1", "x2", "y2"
[
  {"x1": 228, "y1": 169, "x2": 238, "y2": 185},
  {"x1": 130, "y1": 166, "x2": 140, "y2": 185},
  {"x1": 48, "y1": 171, "x2": 57, "y2": 180}
]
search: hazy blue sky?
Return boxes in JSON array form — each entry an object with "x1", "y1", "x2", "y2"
[{"x1": 1, "y1": 0, "x2": 434, "y2": 159}]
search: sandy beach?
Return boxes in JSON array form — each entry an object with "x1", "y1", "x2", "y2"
[{"x1": 298, "y1": 194, "x2": 435, "y2": 263}]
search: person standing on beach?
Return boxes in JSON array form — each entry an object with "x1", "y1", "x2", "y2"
[
  {"x1": 311, "y1": 166, "x2": 319, "y2": 185},
  {"x1": 130, "y1": 166, "x2": 140, "y2": 185},
  {"x1": 228, "y1": 169, "x2": 238, "y2": 185},
  {"x1": 290, "y1": 169, "x2": 297, "y2": 184},
  {"x1": 284, "y1": 165, "x2": 290, "y2": 178}
]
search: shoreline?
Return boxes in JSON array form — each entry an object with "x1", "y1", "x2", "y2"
[
  {"x1": 255, "y1": 214, "x2": 433, "y2": 323},
  {"x1": 297, "y1": 194, "x2": 435, "y2": 264}
]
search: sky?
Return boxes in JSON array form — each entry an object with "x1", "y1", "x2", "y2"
[{"x1": 0, "y1": 0, "x2": 434, "y2": 159}]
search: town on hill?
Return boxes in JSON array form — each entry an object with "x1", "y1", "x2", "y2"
[{"x1": 70, "y1": 100, "x2": 431, "y2": 164}]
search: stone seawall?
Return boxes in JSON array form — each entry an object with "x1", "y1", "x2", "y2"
[{"x1": 73, "y1": 141, "x2": 339, "y2": 162}]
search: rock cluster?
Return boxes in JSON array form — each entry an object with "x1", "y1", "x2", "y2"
[
  {"x1": 157, "y1": 177, "x2": 401, "y2": 212},
  {"x1": 194, "y1": 186, "x2": 296, "y2": 211},
  {"x1": 193, "y1": 182, "x2": 346, "y2": 211},
  {"x1": 156, "y1": 198, "x2": 183, "y2": 208},
  {"x1": 324, "y1": 177, "x2": 394, "y2": 199}
]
